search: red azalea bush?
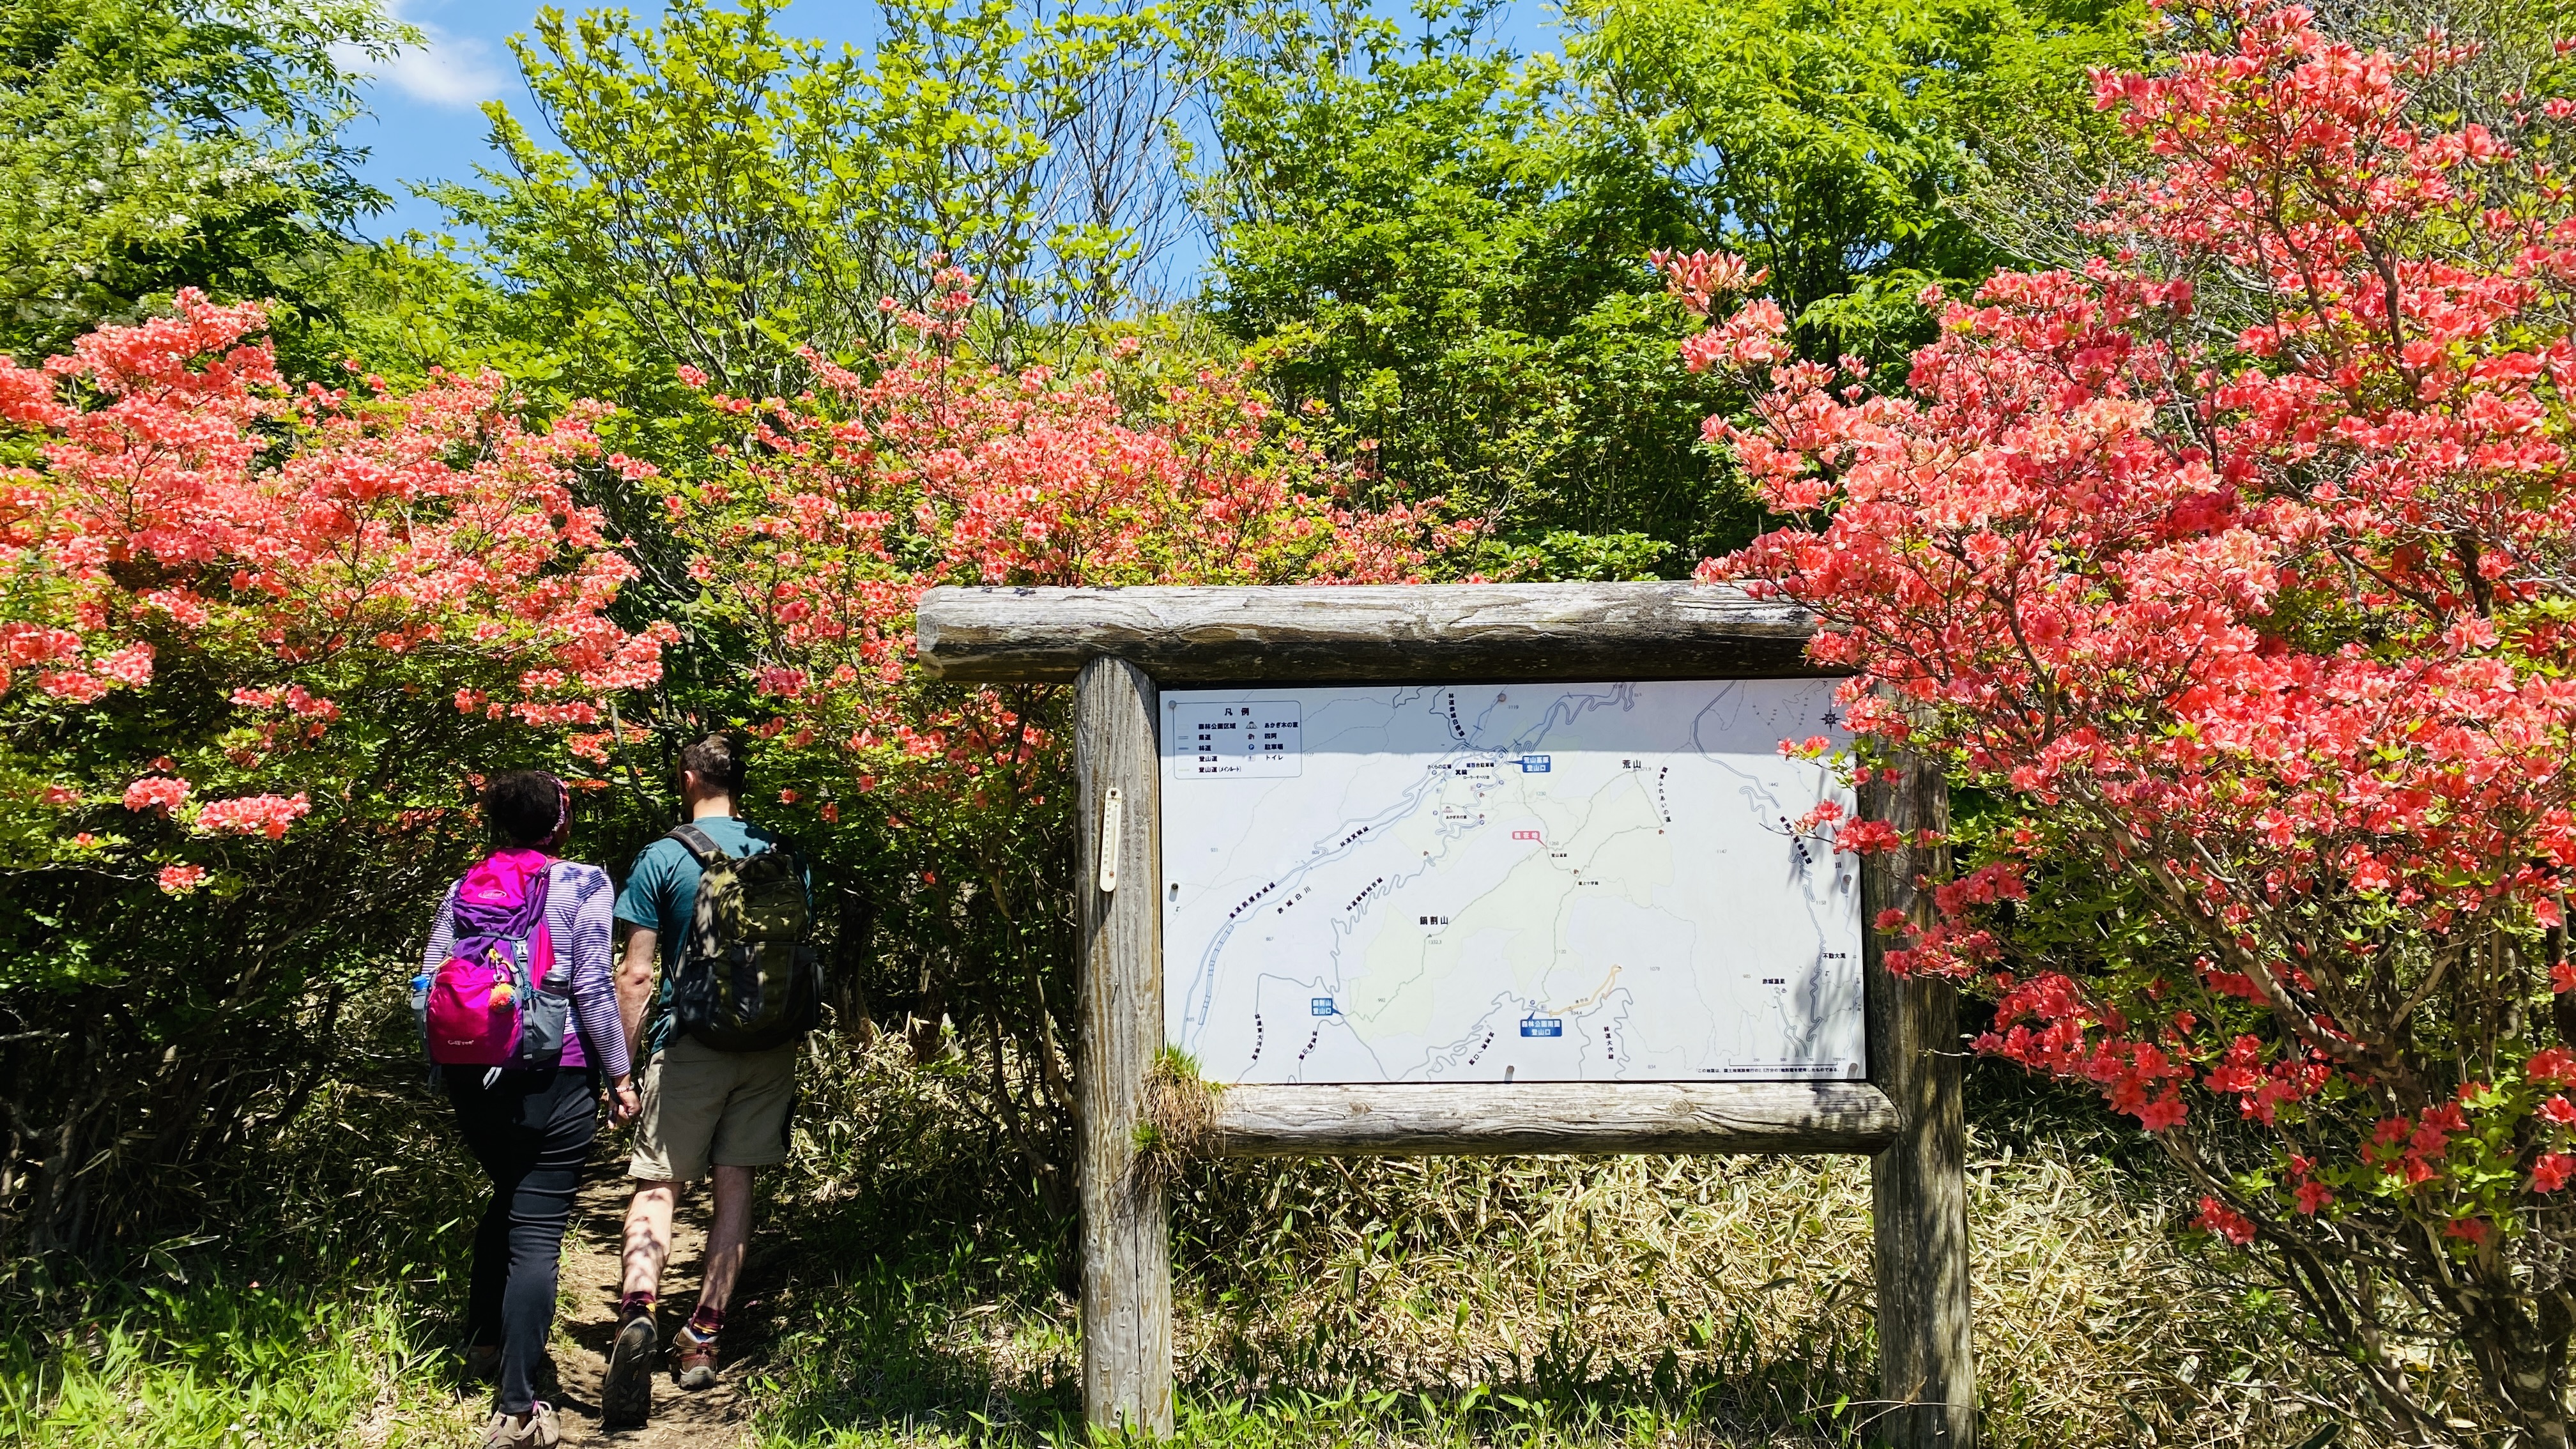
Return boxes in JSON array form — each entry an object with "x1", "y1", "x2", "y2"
[
  {"x1": 654, "y1": 275, "x2": 1448, "y2": 1204},
  {"x1": 670, "y1": 277, "x2": 1439, "y2": 803},
  {"x1": 1668, "y1": 3, "x2": 2576, "y2": 1437},
  {"x1": 0, "y1": 292, "x2": 659, "y2": 1252}
]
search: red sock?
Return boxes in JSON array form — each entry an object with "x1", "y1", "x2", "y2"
[
  {"x1": 687, "y1": 1304, "x2": 724, "y2": 1337},
  {"x1": 620, "y1": 1291, "x2": 654, "y2": 1319}
]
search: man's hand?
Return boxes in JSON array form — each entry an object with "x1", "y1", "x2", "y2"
[{"x1": 609, "y1": 1073, "x2": 641, "y2": 1127}]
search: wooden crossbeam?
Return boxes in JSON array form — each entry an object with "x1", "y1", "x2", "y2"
[
  {"x1": 916, "y1": 581, "x2": 1827, "y2": 684},
  {"x1": 1206, "y1": 1081, "x2": 1898, "y2": 1156}
]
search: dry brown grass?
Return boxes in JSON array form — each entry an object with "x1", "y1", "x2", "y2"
[
  {"x1": 767, "y1": 1037, "x2": 2375, "y2": 1446},
  {"x1": 1165, "y1": 1141, "x2": 2356, "y2": 1446}
]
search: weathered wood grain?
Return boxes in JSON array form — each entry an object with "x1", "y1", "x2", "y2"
[
  {"x1": 915, "y1": 582, "x2": 1825, "y2": 684},
  {"x1": 1075, "y1": 657, "x2": 1174, "y2": 1436},
  {"x1": 1863, "y1": 754, "x2": 1975, "y2": 1448},
  {"x1": 1206, "y1": 1081, "x2": 1897, "y2": 1156}
]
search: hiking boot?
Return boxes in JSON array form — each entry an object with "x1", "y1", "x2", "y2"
[
  {"x1": 463, "y1": 1343, "x2": 500, "y2": 1383},
  {"x1": 602, "y1": 1307, "x2": 656, "y2": 1427},
  {"x1": 479, "y1": 1402, "x2": 561, "y2": 1448},
  {"x1": 671, "y1": 1323, "x2": 720, "y2": 1390}
]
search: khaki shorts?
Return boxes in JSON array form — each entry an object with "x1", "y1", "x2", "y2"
[{"x1": 628, "y1": 1034, "x2": 799, "y2": 1183}]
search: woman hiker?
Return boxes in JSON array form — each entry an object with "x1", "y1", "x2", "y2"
[{"x1": 417, "y1": 770, "x2": 639, "y2": 1448}]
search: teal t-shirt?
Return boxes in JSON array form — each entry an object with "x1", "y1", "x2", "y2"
[{"x1": 615, "y1": 816, "x2": 806, "y2": 1055}]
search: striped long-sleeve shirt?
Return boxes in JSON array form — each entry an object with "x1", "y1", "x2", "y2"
[{"x1": 422, "y1": 859, "x2": 630, "y2": 1078}]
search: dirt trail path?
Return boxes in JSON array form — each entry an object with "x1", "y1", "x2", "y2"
[{"x1": 542, "y1": 1170, "x2": 754, "y2": 1448}]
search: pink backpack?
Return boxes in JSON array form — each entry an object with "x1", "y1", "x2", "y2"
[{"x1": 418, "y1": 850, "x2": 570, "y2": 1068}]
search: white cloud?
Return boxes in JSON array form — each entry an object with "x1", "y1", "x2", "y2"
[
  {"x1": 337, "y1": 6, "x2": 510, "y2": 110},
  {"x1": 378, "y1": 38, "x2": 509, "y2": 107}
]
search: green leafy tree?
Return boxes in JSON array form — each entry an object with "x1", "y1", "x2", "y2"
[
  {"x1": 1196, "y1": 0, "x2": 2135, "y2": 562},
  {"x1": 1196, "y1": 0, "x2": 1715, "y2": 558},
  {"x1": 434, "y1": 0, "x2": 1206, "y2": 406},
  {"x1": 0, "y1": 0, "x2": 404, "y2": 366},
  {"x1": 1572, "y1": 0, "x2": 2135, "y2": 353},
  {"x1": 406, "y1": 4, "x2": 1243, "y2": 1000}
]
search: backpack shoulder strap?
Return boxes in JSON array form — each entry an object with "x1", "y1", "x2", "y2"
[
  {"x1": 664, "y1": 824, "x2": 730, "y2": 864},
  {"x1": 744, "y1": 834, "x2": 808, "y2": 893}
]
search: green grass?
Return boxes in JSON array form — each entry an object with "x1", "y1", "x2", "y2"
[
  {"x1": 0, "y1": 1063, "x2": 491, "y2": 1449},
  {"x1": 0, "y1": 1273, "x2": 480, "y2": 1448}
]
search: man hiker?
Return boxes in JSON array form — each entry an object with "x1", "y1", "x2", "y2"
[{"x1": 602, "y1": 732, "x2": 820, "y2": 1427}]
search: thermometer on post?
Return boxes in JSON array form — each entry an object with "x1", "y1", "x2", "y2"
[{"x1": 1098, "y1": 787, "x2": 1123, "y2": 893}]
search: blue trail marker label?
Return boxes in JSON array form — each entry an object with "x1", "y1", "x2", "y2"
[
  {"x1": 1310, "y1": 997, "x2": 1337, "y2": 1016},
  {"x1": 1519, "y1": 1018, "x2": 1564, "y2": 1038}
]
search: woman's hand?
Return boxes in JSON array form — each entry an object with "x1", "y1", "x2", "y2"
[{"x1": 609, "y1": 1075, "x2": 640, "y2": 1127}]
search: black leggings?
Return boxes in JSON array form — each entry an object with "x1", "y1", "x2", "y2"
[{"x1": 445, "y1": 1066, "x2": 599, "y2": 1414}]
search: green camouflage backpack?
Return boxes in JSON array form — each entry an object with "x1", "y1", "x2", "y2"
[{"x1": 666, "y1": 825, "x2": 820, "y2": 1052}]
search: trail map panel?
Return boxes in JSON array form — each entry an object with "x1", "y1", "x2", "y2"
[{"x1": 1162, "y1": 679, "x2": 1864, "y2": 1085}]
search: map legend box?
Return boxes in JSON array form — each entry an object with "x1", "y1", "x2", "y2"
[{"x1": 1172, "y1": 700, "x2": 1302, "y2": 778}]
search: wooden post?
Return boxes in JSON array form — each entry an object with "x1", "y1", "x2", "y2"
[
  {"x1": 1863, "y1": 754, "x2": 1973, "y2": 1447},
  {"x1": 1074, "y1": 656, "x2": 1174, "y2": 1436}
]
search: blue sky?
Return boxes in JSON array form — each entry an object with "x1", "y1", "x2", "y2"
[
  {"x1": 342, "y1": 0, "x2": 877, "y2": 238},
  {"x1": 341, "y1": 0, "x2": 1562, "y2": 241}
]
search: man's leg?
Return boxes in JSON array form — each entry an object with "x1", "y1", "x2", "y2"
[
  {"x1": 603, "y1": 1176, "x2": 682, "y2": 1426},
  {"x1": 674, "y1": 1042, "x2": 795, "y2": 1391},
  {"x1": 620, "y1": 1179, "x2": 678, "y2": 1301},
  {"x1": 607, "y1": 1036, "x2": 709, "y2": 1428},
  {"x1": 671, "y1": 1165, "x2": 752, "y2": 1390},
  {"x1": 696, "y1": 1165, "x2": 755, "y2": 1313}
]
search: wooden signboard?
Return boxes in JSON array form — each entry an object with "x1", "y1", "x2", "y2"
[{"x1": 916, "y1": 581, "x2": 1974, "y2": 1448}]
